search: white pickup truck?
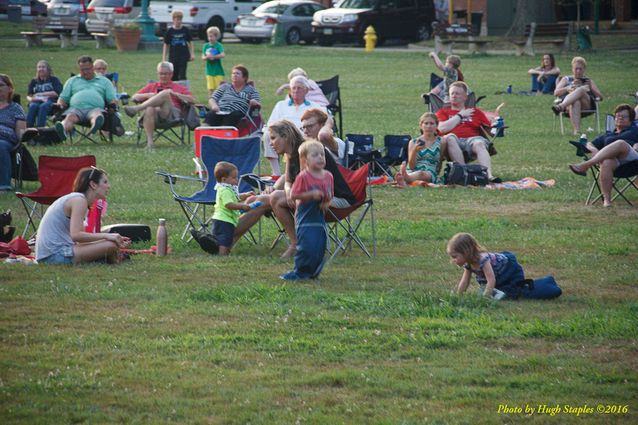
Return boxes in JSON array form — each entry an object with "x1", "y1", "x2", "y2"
[{"x1": 150, "y1": 0, "x2": 264, "y2": 40}]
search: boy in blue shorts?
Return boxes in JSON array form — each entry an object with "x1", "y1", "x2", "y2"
[
  {"x1": 210, "y1": 161, "x2": 258, "y2": 255},
  {"x1": 202, "y1": 26, "x2": 225, "y2": 96}
]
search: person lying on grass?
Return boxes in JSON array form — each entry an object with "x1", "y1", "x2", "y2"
[
  {"x1": 447, "y1": 232, "x2": 561, "y2": 300},
  {"x1": 35, "y1": 167, "x2": 130, "y2": 265}
]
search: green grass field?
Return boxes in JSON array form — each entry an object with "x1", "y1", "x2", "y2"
[{"x1": 1, "y1": 36, "x2": 637, "y2": 424}]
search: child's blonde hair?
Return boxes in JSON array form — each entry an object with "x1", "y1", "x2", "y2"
[
  {"x1": 214, "y1": 161, "x2": 238, "y2": 182},
  {"x1": 171, "y1": 10, "x2": 184, "y2": 19},
  {"x1": 298, "y1": 140, "x2": 324, "y2": 160},
  {"x1": 447, "y1": 232, "x2": 485, "y2": 265},
  {"x1": 446, "y1": 55, "x2": 461, "y2": 69},
  {"x1": 287, "y1": 67, "x2": 308, "y2": 80},
  {"x1": 206, "y1": 26, "x2": 221, "y2": 38}
]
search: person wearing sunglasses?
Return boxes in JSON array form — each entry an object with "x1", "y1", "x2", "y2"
[{"x1": 36, "y1": 167, "x2": 131, "y2": 265}]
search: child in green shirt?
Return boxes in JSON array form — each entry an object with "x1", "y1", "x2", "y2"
[{"x1": 202, "y1": 26, "x2": 225, "y2": 96}]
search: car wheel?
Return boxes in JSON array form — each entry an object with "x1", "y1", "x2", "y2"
[
  {"x1": 317, "y1": 37, "x2": 333, "y2": 47},
  {"x1": 285, "y1": 27, "x2": 301, "y2": 45},
  {"x1": 414, "y1": 23, "x2": 431, "y2": 41}
]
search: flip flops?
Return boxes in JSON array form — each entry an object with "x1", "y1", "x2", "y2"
[{"x1": 569, "y1": 164, "x2": 587, "y2": 176}]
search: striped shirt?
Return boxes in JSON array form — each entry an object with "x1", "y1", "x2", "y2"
[{"x1": 210, "y1": 83, "x2": 260, "y2": 115}]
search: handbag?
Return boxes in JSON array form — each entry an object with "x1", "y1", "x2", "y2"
[
  {"x1": 443, "y1": 162, "x2": 489, "y2": 186},
  {"x1": 182, "y1": 103, "x2": 201, "y2": 130}
]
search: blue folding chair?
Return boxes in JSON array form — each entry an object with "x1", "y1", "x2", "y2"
[
  {"x1": 156, "y1": 135, "x2": 261, "y2": 241},
  {"x1": 378, "y1": 134, "x2": 410, "y2": 177}
]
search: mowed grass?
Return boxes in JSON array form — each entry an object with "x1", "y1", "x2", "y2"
[{"x1": 1, "y1": 36, "x2": 637, "y2": 424}]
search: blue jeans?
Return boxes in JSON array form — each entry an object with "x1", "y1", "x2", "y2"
[
  {"x1": 0, "y1": 139, "x2": 14, "y2": 189},
  {"x1": 27, "y1": 100, "x2": 54, "y2": 127},
  {"x1": 530, "y1": 75, "x2": 558, "y2": 94}
]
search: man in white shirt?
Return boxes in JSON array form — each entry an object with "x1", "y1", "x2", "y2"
[{"x1": 264, "y1": 76, "x2": 326, "y2": 176}]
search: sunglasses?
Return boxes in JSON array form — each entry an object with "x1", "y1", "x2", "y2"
[{"x1": 88, "y1": 165, "x2": 98, "y2": 180}]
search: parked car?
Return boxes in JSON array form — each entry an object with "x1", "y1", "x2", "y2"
[
  {"x1": 312, "y1": 0, "x2": 435, "y2": 46},
  {"x1": 47, "y1": 0, "x2": 88, "y2": 32},
  {"x1": 1, "y1": 0, "x2": 48, "y2": 16},
  {"x1": 85, "y1": 0, "x2": 141, "y2": 33},
  {"x1": 235, "y1": 0, "x2": 325, "y2": 44},
  {"x1": 150, "y1": 0, "x2": 264, "y2": 41}
]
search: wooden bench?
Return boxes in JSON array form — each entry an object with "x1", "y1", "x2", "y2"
[
  {"x1": 510, "y1": 22, "x2": 574, "y2": 56},
  {"x1": 90, "y1": 20, "x2": 115, "y2": 49},
  {"x1": 433, "y1": 23, "x2": 493, "y2": 55},
  {"x1": 20, "y1": 15, "x2": 80, "y2": 48},
  {"x1": 20, "y1": 15, "x2": 48, "y2": 47}
]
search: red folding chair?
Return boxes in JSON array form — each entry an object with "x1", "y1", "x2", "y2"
[
  {"x1": 15, "y1": 155, "x2": 96, "y2": 238},
  {"x1": 326, "y1": 163, "x2": 376, "y2": 258}
]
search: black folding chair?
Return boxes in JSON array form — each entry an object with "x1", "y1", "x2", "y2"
[
  {"x1": 378, "y1": 135, "x2": 411, "y2": 176},
  {"x1": 316, "y1": 75, "x2": 343, "y2": 139},
  {"x1": 569, "y1": 137, "x2": 638, "y2": 206}
]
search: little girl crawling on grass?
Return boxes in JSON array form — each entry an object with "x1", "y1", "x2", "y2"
[{"x1": 446, "y1": 232, "x2": 562, "y2": 300}]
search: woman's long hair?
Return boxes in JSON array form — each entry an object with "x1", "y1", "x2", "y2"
[
  {"x1": 73, "y1": 167, "x2": 106, "y2": 194},
  {"x1": 35, "y1": 60, "x2": 53, "y2": 79}
]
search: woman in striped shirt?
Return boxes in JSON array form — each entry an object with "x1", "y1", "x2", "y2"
[{"x1": 205, "y1": 64, "x2": 261, "y2": 127}]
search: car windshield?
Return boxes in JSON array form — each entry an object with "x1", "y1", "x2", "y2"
[
  {"x1": 253, "y1": 2, "x2": 288, "y2": 14},
  {"x1": 88, "y1": 0, "x2": 124, "y2": 6},
  {"x1": 339, "y1": 0, "x2": 378, "y2": 8}
]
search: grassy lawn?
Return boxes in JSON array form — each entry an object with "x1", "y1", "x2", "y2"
[{"x1": 1, "y1": 37, "x2": 637, "y2": 424}]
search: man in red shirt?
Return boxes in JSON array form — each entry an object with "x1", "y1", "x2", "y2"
[
  {"x1": 436, "y1": 81, "x2": 500, "y2": 182},
  {"x1": 124, "y1": 62, "x2": 195, "y2": 149}
]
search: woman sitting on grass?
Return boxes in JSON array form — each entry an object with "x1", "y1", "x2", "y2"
[
  {"x1": 35, "y1": 167, "x2": 131, "y2": 265},
  {"x1": 527, "y1": 53, "x2": 560, "y2": 95},
  {"x1": 395, "y1": 112, "x2": 442, "y2": 187}
]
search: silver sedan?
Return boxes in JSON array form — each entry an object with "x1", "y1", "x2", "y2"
[{"x1": 235, "y1": 0, "x2": 325, "y2": 45}]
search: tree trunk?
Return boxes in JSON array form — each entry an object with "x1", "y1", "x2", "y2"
[{"x1": 506, "y1": 0, "x2": 541, "y2": 37}]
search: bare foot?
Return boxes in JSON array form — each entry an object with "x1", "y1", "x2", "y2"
[
  {"x1": 394, "y1": 172, "x2": 407, "y2": 188},
  {"x1": 603, "y1": 201, "x2": 612, "y2": 208},
  {"x1": 281, "y1": 245, "x2": 296, "y2": 259}
]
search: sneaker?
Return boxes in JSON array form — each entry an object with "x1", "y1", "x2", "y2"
[
  {"x1": 89, "y1": 115, "x2": 104, "y2": 135},
  {"x1": 54, "y1": 122, "x2": 67, "y2": 141},
  {"x1": 123, "y1": 106, "x2": 137, "y2": 118}
]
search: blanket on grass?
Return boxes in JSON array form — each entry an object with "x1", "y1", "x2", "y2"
[{"x1": 391, "y1": 177, "x2": 555, "y2": 190}]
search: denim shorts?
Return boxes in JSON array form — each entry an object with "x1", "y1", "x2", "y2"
[{"x1": 38, "y1": 252, "x2": 73, "y2": 265}]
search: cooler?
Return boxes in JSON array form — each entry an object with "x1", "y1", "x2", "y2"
[{"x1": 194, "y1": 126, "x2": 239, "y2": 158}]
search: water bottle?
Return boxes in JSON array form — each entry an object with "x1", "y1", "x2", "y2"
[
  {"x1": 156, "y1": 219, "x2": 167, "y2": 256},
  {"x1": 506, "y1": 85, "x2": 512, "y2": 94},
  {"x1": 579, "y1": 133, "x2": 587, "y2": 145},
  {"x1": 496, "y1": 116, "x2": 504, "y2": 129}
]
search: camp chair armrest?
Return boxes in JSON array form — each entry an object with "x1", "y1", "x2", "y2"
[{"x1": 156, "y1": 171, "x2": 206, "y2": 198}]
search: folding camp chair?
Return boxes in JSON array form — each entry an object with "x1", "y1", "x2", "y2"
[
  {"x1": 237, "y1": 106, "x2": 264, "y2": 137},
  {"x1": 156, "y1": 135, "x2": 261, "y2": 241},
  {"x1": 378, "y1": 135, "x2": 411, "y2": 176},
  {"x1": 569, "y1": 121, "x2": 638, "y2": 206},
  {"x1": 555, "y1": 96, "x2": 601, "y2": 135},
  {"x1": 15, "y1": 155, "x2": 96, "y2": 238},
  {"x1": 423, "y1": 91, "x2": 485, "y2": 113},
  {"x1": 344, "y1": 133, "x2": 390, "y2": 176},
  {"x1": 326, "y1": 163, "x2": 376, "y2": 259},
  {"x1": 316, "y1": 75, "x2": 343, "y2": 139},
  {"x1": 50, "y1": 103, "x2": 120, "y2": 144}
]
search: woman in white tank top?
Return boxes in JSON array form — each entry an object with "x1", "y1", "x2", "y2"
[{"x1": 36, "y1": 167, "x2": 130, "y2": 264}]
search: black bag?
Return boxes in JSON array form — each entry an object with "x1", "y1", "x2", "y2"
[
  {"x1": 443, "y1": 162, "x2": 489, "y2": 186},
  {"x1": 30, "y1": 127, "x2": 62, "y2": 146},
  {"x1": 102, "y1": 224, "x2": 151, "y2": 242},
  {"x1": 0, "y1": 210, "x2": 15, "y2": 243},
  {"x1": 182, "y1": 103, "x2": 200, "y2": 131},
  {"x1": 11, "y1": 144, "x2": 38, "y2": 182}
]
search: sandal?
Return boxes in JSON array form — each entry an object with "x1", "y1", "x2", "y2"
[{"x1": 568, "y1": 164, "x2": 587, "y2": 176}]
